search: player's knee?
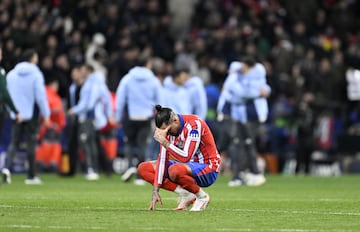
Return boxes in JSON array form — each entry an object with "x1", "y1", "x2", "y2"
[
  {"x1": 168, "y1": 164, "x2": 187, "y2": 182},
  {"x1": 137, "y1": 161, "x2": 153, "y2": 179}
]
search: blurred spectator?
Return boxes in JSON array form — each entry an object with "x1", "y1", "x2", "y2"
[
  {"x1": 222, "y1": 57, "x2": 270, "y2": 186},
  {"x1": 36, "y1": 78, "x2": 66, "y2": 173},
  {"x1": 0, "y1": 0, "x2": 359, "y2": 175},
  {"x1": 66, "y1": 64, "x2": 84, "y2": 176},
  {"x1": 68, "y1": 64, "x2": 100, "y2": 181},
  {"x1": 0, "y1": 45, "x2": 20, "y2": 136},
  {"x1": 115, "y1": 56, "x2": 164, "y2": 185},
  {"x1": 4, "y1": 49, "x2": 50, "y2": 185}
]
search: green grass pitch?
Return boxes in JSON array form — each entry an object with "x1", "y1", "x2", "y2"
[{"x1": 0, "y1": 174, "x2": 359, "y2": 232}]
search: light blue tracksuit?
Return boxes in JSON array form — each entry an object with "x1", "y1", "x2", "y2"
[
  {"x1": 115, "y1": 66, "x2": 163, "y2": 122},
  {"x1": 6, "y1": 62, "x2": 50, "y2": 120},
  {"x1": 225, "y1": 63, "x2": 271, "y2": 123},
  {"x1": 222, "y1": 62, "x2": 271, "y2": 177},
  {"x1": 72, "y1": 74, "x2": 101, "y2": 121},
  {"x1": 162, "y1": 76, "x2": 192, "y2": 114},
  {"x1": 185, "y1": 76, "x2": 208, "y2": 119},
  {"x1": 92, "y1": 71, "x2": 112, "y2": 130},
  {"x1": 163, "y1": 76, "x2": 208, "y2": 119}
]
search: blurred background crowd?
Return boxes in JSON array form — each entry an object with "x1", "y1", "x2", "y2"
[{"x1": 1, "y1": 0, "x2": 360, "y2": 178}]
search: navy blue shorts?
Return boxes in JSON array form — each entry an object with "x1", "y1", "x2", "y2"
[{"x1": 168, "y1": 160, "x2": 219, "y2": 187}]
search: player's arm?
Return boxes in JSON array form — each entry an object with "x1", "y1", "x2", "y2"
[
  {"x1": 159, "y1": 123, "x2": 202, "y2": 163},
  {"x1": 153, "y1": 146, "x2": 168, "y2": 187}
]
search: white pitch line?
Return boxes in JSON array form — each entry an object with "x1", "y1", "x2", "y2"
[
  {"x1": 0, "y1": 224, "x2": 107, "y2": 230},
  {"x1": 0, "y1": 204, "x2": 359, "y2": 216},
  {"x1": 216, "y1": 229, "x2": 354, "y2": 232}
]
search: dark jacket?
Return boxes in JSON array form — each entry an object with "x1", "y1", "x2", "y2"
[{"x1": 0, "y1": 66, "x2": 18, "y2": 115}]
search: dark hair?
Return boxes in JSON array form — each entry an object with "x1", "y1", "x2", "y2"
[
  {"x1": 241, "y1": 56, "x2": 256, "y2": 67},
  {"x1": 172, "y1": 68, "x2": 189, "y2": 79},
  {"x1": 155, "y1": 105, "x2": 173, "y2": 128},
  {"x1": 137, "y1": 55, "x2": 151, "y2": 67},
  {"x1": 84, "y1": 63, "x2": 94, "y2": 72},
  {"x1": 21, "y1": 49, "x2": 37, "y2": 62}
]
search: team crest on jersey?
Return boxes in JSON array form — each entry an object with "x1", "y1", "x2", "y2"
[{"x1": 189, "y1": 129, "x2": 199, "y2": 138}]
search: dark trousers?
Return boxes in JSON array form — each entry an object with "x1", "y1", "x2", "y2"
[
  {"x1": 0, "y1": 112, "x2": 4, "y2": 141},
  {"x1": 7, "y1": 118, "x2": 39, "y2": 178},
  {"x1": 123, "y1": 119, "x2": 151, "y2": 168},
  {"x1": 96, "y1": 129, "x2": 113, "y2": 175},
  {"x1": 215, "y1": 117, "x2": 233, "y2": 153},
  {"x1": 229, "y1": 121, "x2": 260, "y2": 179},
  {"x1": 78, "y1": 119, "x2": 98, "y2": 172},
  {"x1": 66, "y1": 117, "x2": 79, "y2": 176}
]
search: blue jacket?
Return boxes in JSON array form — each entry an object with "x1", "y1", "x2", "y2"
[
  {"x1": 163, "y1": 76, "x2": 208, "y2": 119},
  {"x1": 115, "y1": 66, "x2": 163, "y2": 122},
  {"x1": 72, "y1": 74, "x2": 101, "y2": 121},
  {"x1": 92, "y1": 71, "x2": 112, "y2": 130},
  {"x1": 223, "y1": 63, "x2": 271, "y2": 123},
  {"x1": 6, "y1": 62, "x2": 50, "y2": 120},
  {"x1": 162, "y1": 76, "x2": 192, "y2": 114}
]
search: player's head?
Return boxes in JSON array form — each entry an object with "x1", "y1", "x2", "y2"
[
  {"x1": 22, "y1": 49, "x2": 38, "y2": 64},
  {"x1": 172, "y1": 68, "x2": 189, "y2": 85},
  {"x1": 155, "y1": 105, "x2": 180, "y2": 136},
  {"x1": 240, "y1": 56, "x2": 256, "y2": 74}
]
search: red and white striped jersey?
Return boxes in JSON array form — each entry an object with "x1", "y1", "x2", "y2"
[{"x1": 154, "y1": 114, "x2": 221, "y2": 186}]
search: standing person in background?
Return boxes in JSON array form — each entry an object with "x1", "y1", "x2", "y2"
[
  {"x1": 35, "y1": 78, "x2": 66, "y2": 172},
  {"x1": 92, "y1": 70, "x2": 116, "y2": 176},
  {"x1": 224, "y1": 56, "x2": 270, "y2": 187},
  {"x1": 66, "y1": 65, "x2": 85, "y2": 176},
  {"x1": 216, "y1": 61, "x2": 241, "y2": 168},
  {"x1": 163, "y1": 68, "x2": 207, "y2": 119},
  {"x1": 2, "y1": 49, "x2": 50, "y2": 185},
  {"x1": 0, "y1": 45, "x2": 21, "y2": 140},
  {"x1": 115, "y1": 56, "x2": 163, "y2": 185},
  {"x1": 68, "y1": 64, "x2": 100, "y2": 181},
  {"x1": 137, "y1": 105, "x2": 221, "y2": 211},
  {"x1": 163, "y1": 69, "x2": 192, "y2": 115}
]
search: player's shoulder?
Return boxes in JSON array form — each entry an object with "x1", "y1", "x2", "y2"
[
  {"x1": 255, "y1": 63, "x2": 266, "y2": 73},
  {"x1": 183, "y1": 114, "x2": 204, "y2": 128}
]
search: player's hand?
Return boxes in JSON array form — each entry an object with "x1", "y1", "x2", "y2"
[
  {"x1": 154, "y1": 126, "x2": 171, "y2": 146},
  {"x1": 67, "y1": 108, "x2": 74, "y2": 115},
  {"x1": 259, "y1": 88, "x2": 269, "y2": 97},
  {"x1": 43, "y1": 117, "x2": 51, "y2": 127},
  {"x1": 15, "y1": 113, "x2": 22, "y2": 123},
  {"x1": 149, "y1": 191, "x2": 162, "y2": 210}
]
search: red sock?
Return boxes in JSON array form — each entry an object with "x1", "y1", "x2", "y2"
[
  {"x1": 137, "y1": 162, "x2": 177, "y2": 192},
  {"x1": 168, "y1": 163, "x2": 200, "y2": 193}
]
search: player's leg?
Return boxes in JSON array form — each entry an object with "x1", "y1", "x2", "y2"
[
  {"x1": 241, "y1": 122, "x2": 266, "y2": 186},
  {"x1": 168, "y1": 162, "x2": 218, "y2": 211},
  {"x1": 2, "y1": 121, "x2": 23, "y2": 184},
  {"x1": 121, "y1": 120, "x2": 138, "y2": 182},
  {"x1": 137, "y1": 161, "x2": 178, "y2": 191}
]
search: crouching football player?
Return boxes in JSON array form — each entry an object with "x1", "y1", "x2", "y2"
[{"x1": 138, "y1": 105, "x2": 221, "y2": 211}]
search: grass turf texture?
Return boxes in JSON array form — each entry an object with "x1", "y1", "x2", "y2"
[{"x1": 0, "y1": 174, "x2": 359, "y2": 232}]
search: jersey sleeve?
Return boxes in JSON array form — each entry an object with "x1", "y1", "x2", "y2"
[
  {"x1": 154, "y1": 146, "x2": 168, "y2": 186},
  {"x1": 166, "y1": 120, "x2": 202, "y2": 163}
]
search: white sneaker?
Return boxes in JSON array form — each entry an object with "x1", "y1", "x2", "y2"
[
  {"x1": 25, "y1": 176, "x2": 43, "y2": 185},
  {"x1": 174, "y1": 192, "x2": 196, "y2": 210},
  {"x1": 85, "y1": 172, "x2": 99, "y2": 181},
  {"x1": 2, "y1": 168, "x2": 11, "y2": 184},
  {"x1": 190, "y1": 192, "x2": 210, "y2": 211},
  {"x1": 121, "y1": 167, "x2": 137, "y2": 182},
  {"x1": 134, "y1": 178, "x2": 147, "y2": 186},
  {"x1": 228, "y1": 179, "x2": 243, "y2": 187},
  {"x1": 245, "y1": 173, "x2": 266, "y2": 186}
]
